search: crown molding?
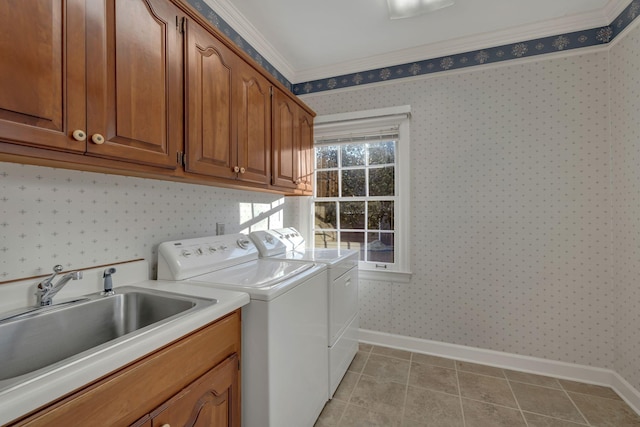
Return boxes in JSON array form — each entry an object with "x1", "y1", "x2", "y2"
[
  {"x1": 202, "y1": 0, "x2": 632, "y2": 84},
  {"x1": 603, "y1": 0, "x2": 634, "y2": 22},
  {"x1": 293, "y1": 6, "x2": 616, "y2": 82},
  {"x1": 201, "y1": 0, "x2": 296, "y2": 81}
]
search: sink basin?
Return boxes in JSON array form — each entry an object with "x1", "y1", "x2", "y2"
[{"x1": 0, "y1": 286, "x2": 216, "y2": 385}]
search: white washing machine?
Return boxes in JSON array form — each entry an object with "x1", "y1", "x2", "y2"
[
  {"x1": 157, "y1": 233, "x2": 328, "y2": 427},
  {"x1": 249, "y1": 228, "x2": 359, "y2": 398}
]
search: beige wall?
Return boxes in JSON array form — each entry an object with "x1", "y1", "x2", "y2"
[
  {"x1": 0, "y1": 163, "x2": 284, "y2": 281},
  {"x1": 302, "y1": 51, "x2": 616, "y2": 369},
  {"x1": 611, "y1": 22, "x2": 640, "y2": 392}
]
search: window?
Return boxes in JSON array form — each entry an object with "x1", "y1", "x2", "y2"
[{"x1": 312, "y1": 106, "x2": 411, "y2": 280}]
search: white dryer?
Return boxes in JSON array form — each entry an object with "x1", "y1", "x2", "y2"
[
  {"x1": 250, "y1": 228, "x2": 359, "y2": 398},
  {"x1": 157, "y1": 233, "x2": 328, "y2": 427}
]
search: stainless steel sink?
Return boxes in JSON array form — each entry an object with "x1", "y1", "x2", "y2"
[{"x1": 0, "y1": 286, "x2": 216, "y2": 385}]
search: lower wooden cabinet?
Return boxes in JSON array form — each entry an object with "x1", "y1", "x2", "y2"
[
  {"x1": 147, "y1": 354, "x2": 239, "y2": 427},
  {"x1": 11, "y1": 310, "x2": 241, "y2": 427}
]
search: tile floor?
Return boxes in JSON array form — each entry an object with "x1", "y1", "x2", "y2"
[{"x1": 315, "y1": 344, "x2": 640, "y2": 427}]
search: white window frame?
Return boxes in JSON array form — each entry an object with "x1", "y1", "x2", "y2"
[{"x1": 311, "y1": 105, "x2": 412, "y2": 282}]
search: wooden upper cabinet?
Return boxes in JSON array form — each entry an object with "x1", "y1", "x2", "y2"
[
  {"x1": 0, "y1": 0, "x2": 86, "y2": 152},
  {"x1": 272, "y1": 88, "x2": 314, "y2": 193},
  {"x1": 85, "y1": 0, "x2": 183, "y2": 169},
  {"x1": 184, "y1": 19, "x2": 236, "y2": 179},
  {"x1": 150, "y1": 354, "x2": 240, "y2": 427},
  {"x1": 185, "y1": 21, "x2": 271, "y2": 185},
  {"x1": 271, "y1": 88, "x2": 297, "y2": 189},
  {"x1": 235, "y1": 60, "x2": 271, "y2": 185},
  {"x1": 297, "y1": 110, "x2": 314, "y2": 194}
]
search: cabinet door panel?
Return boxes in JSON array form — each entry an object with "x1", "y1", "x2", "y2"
[
  {"x1": 271, "y1": 89, "x2": 297, "y2": 189},
  {"x1": 297, "y1": 111, "x2": 314, "y2": 193},
  {"x1": 185, "y1": 20, "x2": 236, "y2": 179},
  {"x1": 86, "y1": 0, "x2": 182, "y2": 168},
  {"x1": 235, "y1": 61, "x2": 270, "y2": 184},
  {"x1": 0, "y1": 0, "x2": 85, "y2": 152},
  {"x1": 151, "y1": 354, "x2": 239, "y2": 427}
]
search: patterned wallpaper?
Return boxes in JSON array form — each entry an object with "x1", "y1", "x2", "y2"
[
  {"x1": 302, "y1": 51, "x2": 615, "y2": 369},
  {"x1": 0, "y1": 163, "x2": 284, "y2": 281},
  {"x1": 610, "y1": 22, "x2": 640, "y2": 392}
]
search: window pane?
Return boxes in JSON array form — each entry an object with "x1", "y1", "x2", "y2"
[
  {"x1": 369, "y1": 166, "x2": 394, "y2": 196},
  {"x1": 315, "y1": 202, "x2": 336, "y2": 229},
  {"x1": 316, "y1": 145, "x2": 338, "y2": 169},
  {"x1": 340, "y1": 231, "x2": 364, "y2": 260},
  {"x1": 340, "y1": 201, "x2": 365, "y2": 229},
  {"x1": 341, "y1": 144, "x2": 366, "y2": 167},
  {"x1": 315, "y1": 230, "x2": 338, "y2": 249},
  {"x1": 368, "y1": 201, "x2": 394, "y2": 230},
  {"x1": 367, "y1": 232, "x2": 394, "y2": 263},
  {"x1": 368, "y1": 141, "x2": 395, "y2": 165},
  {"x1": 369, "y1": 166, "x2": 396, "y2": 196},
  {"x1": 316, "y1": 170, "x2": 339, "y2": 197},
  {"x1": 342, "y1": 169, "x2": 366, "y2": 197}
]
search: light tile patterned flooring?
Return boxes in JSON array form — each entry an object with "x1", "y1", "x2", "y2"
[{"x1": 315, "y1": 344, "x2": 640, "y2": 427}]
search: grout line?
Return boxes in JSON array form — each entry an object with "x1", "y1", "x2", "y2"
[
  {"x1": 400, "y1": 352, "x2": 412, "y2": 424},
  {"x1": 335, "y1": 347, "x2": 372, "y2": 426},
  {"x1": 455, "y1": 358, "x2": 467, "y2": 427},
  {"x1": 561, "y1": 386, "x2": 592, "y2": 426},
  {"x1": 505, "y1": 377, "x2": 530, "y2": 427},
  {"x1": 520, "y1": 410, "x2": 590, "y2": 426}
]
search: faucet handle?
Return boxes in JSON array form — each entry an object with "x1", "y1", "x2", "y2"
[{"x1": 38, "y1": 264, "x2": 64, "y2": 289}]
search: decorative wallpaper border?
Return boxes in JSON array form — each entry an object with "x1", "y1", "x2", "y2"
[
  {"x1": 185, "y1": 0, "x2": 639, "y2": 95},
  {"x1": 292, "y1": 0, "x2": 640, "y2": 95},
  {"x1": 185, "y1": 0, "x2": 292, "y2": 89}
]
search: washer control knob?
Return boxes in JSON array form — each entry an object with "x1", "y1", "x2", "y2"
[
  {"x1": 219, "y1": 245, "x2": 228, "y2": 251},
  {"x1": 237, "y1": 238, "x2": 251, "y2": 249},
  {"x1": 265, "y1": 234, "x2": 274, "y2": 244},
  {"x1": 208, "y1": 246, "x2": 217, "y2": 253},
  {"x1": 195, "y1": 248, "x2": 204, "y2": 255},
  {"x1": 181, "y1": 249, "x2": 192, "y2": 258}
]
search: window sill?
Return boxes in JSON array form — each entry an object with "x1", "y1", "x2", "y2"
[{"x1": 358, "y1": 269, "x2": 412, "y2": 283}]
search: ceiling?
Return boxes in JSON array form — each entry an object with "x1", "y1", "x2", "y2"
[{"x1": 204, "y1": 0, "x2": 630, "y2": 83}]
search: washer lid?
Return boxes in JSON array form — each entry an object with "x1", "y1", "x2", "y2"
[
  {"x1": 274, "y1": 248, "x2": 359, "y2": 267},
  {"x1": 189, "y1": 259, "x2": 315, "y2": 289}
]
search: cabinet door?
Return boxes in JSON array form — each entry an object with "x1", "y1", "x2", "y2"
[
  {"x1": 0, "y1": 0, "x2": 85, "y2": 152},
  {"x1": 271, "y1": 88, "x2": 297, "y2": 189},
  {"x1": 297, "y1": 110, "x2": 314, "y2": 194},
  {"x1": 85, "y1": 0, "x2": 182, "y2": 169},
  {"x1": 184, "y1": 19, "x2": 236, "y2": 179},
  {"x1": 235, "y1": 60, "x2": 271, "y2": 185},
  {"x1": 151, "y1": 354, "x2": 240, "y2": 427}
]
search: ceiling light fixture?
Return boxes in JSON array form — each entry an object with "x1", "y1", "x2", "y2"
[{"x1": 386, "y1": 0, "x2": 454, "y2": 19}]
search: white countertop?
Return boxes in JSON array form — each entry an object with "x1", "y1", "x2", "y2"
[{"x1": 0, "y1": 261, "x2": 250, "y2": 425}]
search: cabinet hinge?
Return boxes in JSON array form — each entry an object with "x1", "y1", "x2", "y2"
[
  {"x1": 176, "y1": 16, "x2": 186, "y2": 34},
  {"x1": 177, "y1": 151, "x2": 185, "y2": 167}
]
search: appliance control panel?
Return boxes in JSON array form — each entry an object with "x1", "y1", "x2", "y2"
[
  {"x1": 157, "y1": 234, "x2": 257, "y2": 280},
  {"x1": 249, "y1": 228, "x2": 306, "y2": 257}
]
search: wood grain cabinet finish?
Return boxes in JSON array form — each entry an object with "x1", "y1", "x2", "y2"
[
  {"x1": 11, "y1": 311, "x2": 241, "y2": 427},
  {"x1": 185, "y1": 20, "x2": 271, "y2": 184},
  {"x1": 0, "y1": 0, "x2": 86, "y2": 152},
  {"x1": 0, "y1": 0, "x2": 312, "y2": 195},
  {"x1": 271, "y1": 88, "x2": 314, "y2": 195},
  {"x1": 150, "y1": 354, "x2": 239, "y2": 427},
  {"x1": 85, "y1": 0, "x2": 183, "y2": 169}
]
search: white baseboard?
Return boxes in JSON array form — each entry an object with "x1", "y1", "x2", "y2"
[{"x1": 359, "y1": 328, "x2": 640, "y2": 415}]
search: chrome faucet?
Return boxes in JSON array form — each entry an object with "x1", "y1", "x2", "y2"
[{"x1": 35, "y1": 265, "x2": 83, "y2": 306}]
